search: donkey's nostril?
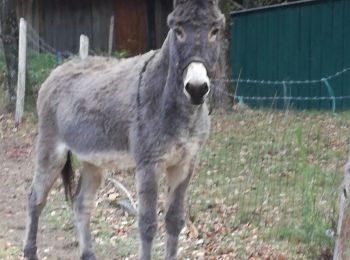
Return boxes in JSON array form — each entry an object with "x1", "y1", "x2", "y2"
[
  {"x1": 184, "y1": 82, "x2": 210, "y2": 105},
  {"x1": 185, "y1": 83, "x2": 209, "y2": 95},
  {"x1": 185, "y1": 83, "x2": 191, "y2": 93},
  {"x1": 201, "y1": 83, "x2": 209, "y2": 94}
]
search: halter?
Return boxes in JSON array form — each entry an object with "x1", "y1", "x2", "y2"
[{"x1": 180, "y1": 56, "x2": 210, "y2": 74}]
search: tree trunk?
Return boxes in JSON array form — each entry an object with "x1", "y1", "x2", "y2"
[
  {"x1": 208, "y1": 1, "x2": 234, "y2": 112},
  {"x1": 0, "y1": 0, "x2": 18, "y2": 110},
  {"x1": 210, "y1": 36, "x2": 232, "y2": 111},
  {"x1": 334, "y1": 152, "x2": 350, "y2": 260}
]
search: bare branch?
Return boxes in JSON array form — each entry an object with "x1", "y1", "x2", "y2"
[
  {"x1": 106, "y1": 177, "x2": 137, "y2": 213},
  {"x1": 232, "y1": 1, "x2": 244, "y2": 9}
]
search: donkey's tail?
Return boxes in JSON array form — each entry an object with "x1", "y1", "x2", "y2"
[{"x1": 61, "y1": 151, "x2": 74, "y2": 202}]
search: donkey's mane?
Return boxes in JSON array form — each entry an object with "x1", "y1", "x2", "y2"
[{"x1": 170, "y1": 0, "x2": 222, "y2": 25}]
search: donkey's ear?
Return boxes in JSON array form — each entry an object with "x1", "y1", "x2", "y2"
[
  {"x1": 217, "y1": 13, "x2": 226, "y2": 28},
  {"x1": 173, "y1": 0, "x2": 178, "y2": 7},
  {"x1": 167, "y1": 12, "x2": 175, "y2": 28}
]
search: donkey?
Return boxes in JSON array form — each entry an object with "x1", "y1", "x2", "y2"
[{"x1": 23, "y1": 0, "x2": 225, "y2": 259}]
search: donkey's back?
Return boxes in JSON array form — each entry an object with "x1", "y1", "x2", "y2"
[
  {"x1": 24, "y1": 52, "x2": 158, "y2": 259},
  {"x1": 37, "y1": 51, "x2": 156, "y2": 169}
]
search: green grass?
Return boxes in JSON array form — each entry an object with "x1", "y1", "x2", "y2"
[
  {"x1": 0, "y1": 51, "x2": 61, "y2": 113},
  {"x1": 25, "y1": 52, "x2": 61, "y2": 113},
  {"x1": 33, "y1": 108, "x2": 347, "y2": 259},
  {"x1": 0, "y1": 242, "x2": 21, "y2": 260},
  {"x1": 112, "y1": 50, "x2": 130, "y2": 59},
  {"x1": 0, "y1": 54, "x2": 6, "y2": 73},
  {"x1": 192, "y1": 109, "x2": 349, "y2": 258},
  {"x1": 0, "y1": 54, "x2": 9, "y2": 108}
]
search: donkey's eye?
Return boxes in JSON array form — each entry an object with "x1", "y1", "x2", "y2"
[
  {"x1": 174, "y1": 27, "x2": 186, "y2": 42},
  {"x1": 209, "y1": 28, "x2": 220, "y2": 42}
]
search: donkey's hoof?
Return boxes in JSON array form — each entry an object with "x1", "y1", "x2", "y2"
[
  {"x1": 81, "y1": 251, "x2": 97, "y2": 260},
  {"x1": 23, "y1": 255, "x2": 38, "y2": 260},
  {"x1": 23, "y1": 246, "x2": 38, "y2": 260}
]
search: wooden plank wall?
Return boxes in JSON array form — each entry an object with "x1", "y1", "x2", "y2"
[
  {"x1": 18, "y1": 0, "x2": 173, "y2": 55},
  {"x1": 37, "y1": 0, "x2": 114, "y2": 53},
  {"x1": 155, "y1": 0, "x2": 173, "y2": 48},
  {"x1": 115, "y1": 0, "x2": 148, "y2": 54},
  {"x1": 17, "y1": 0, "x2": 40, "y2": 51}
]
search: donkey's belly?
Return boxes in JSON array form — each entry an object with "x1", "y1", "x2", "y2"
[{"x1": 76, "y1": 150, "x2": 136, "y2": 170}]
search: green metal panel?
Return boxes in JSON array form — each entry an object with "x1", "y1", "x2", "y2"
[
  {"x1": 332, "y1": 0, "x2": 344, "y2": 109},
  {"x1": 343, "y1": 0, "x2": 350, "y2": 108},
  {"x1": 298, "y1": 4, "x2": 312, "y2": 109},
  {"x1": 230, "y1": 0, "x2": 350, "y2": 110},
  {"x1": 320, "y1": 1, "x2": 333, "y2": 108},
  {"x1": 309, "y1": 3, "x2": 322, "y2": 108}
]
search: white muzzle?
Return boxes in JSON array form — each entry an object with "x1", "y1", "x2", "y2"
[{"x1": 183, "y1": 62, "x2": 210, "y2": 105}]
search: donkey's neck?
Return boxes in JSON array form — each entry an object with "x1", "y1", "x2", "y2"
[
  {"x1": 142, "y1": 34, "x2": 205, "y2": 130},
  {"x1": 162, "y1": 64, "x2": 185, "y2": 109},
  {"x1": 157, "y1": 37, "x2": 204, "y2": 134},
  {"x1": 156, "y1": 36, "x2": 197, "y2": 113},
  {"x1": 137, "y1": 34, "x2": 207, "y2": 142}
]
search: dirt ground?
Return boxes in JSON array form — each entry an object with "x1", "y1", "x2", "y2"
[
  {"x1": 0, "y1": 108, "x2": 295, "y2": 260},
  {"x1": 0, "y1": 111, "x2": 85, "y2": 260},
  {"x1": 0, "y1": 111, "x2": 218, "y2": 260},
  {"x1": 0, "y1": 110, "x2": 147, "y2": 260}
]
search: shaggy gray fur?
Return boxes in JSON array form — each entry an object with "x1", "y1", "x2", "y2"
[{"x1": 23, "y1": 1, "x2": 225, "y2": 259}]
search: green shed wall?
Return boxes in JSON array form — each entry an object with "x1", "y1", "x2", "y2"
[{"x1": 230, "y1": 0, "x2": 350, "y2": 110}]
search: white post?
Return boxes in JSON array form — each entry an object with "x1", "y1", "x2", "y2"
[
  {"x1": 79, "y1": 34, "x2": 89, "y2": 60},
  {"x1": 108, "y1": 16, "x2": 115, "y2": 55},
  {"x1": 15, "y1": 18, "x2": 27, "y2": 124}
]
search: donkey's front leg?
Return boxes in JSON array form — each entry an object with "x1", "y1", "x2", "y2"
[
  {"x1": 136, "y1": 164, "x2": 160, "y2": 260},
  {"x1": 164, "y1": 159, "x2": 196, "y2": 260}
]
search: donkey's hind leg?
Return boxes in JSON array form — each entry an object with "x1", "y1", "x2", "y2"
[
  {"x1": 74, "y1": 162, "x2": 103, "y2": 260},
  {"x1": 24, "y1": 142, "x2": 68, "y2": 260},
  {"x1": 164, "y1": 159, "x2": 196, "y2": 260}
]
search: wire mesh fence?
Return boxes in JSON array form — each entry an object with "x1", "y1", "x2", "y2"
[
  {"x1": 192, "y1": 108, "x2": 347, "y2": 257},
  {"x1": 0, "y1": 22, "x2": 348, "y2": 258}
]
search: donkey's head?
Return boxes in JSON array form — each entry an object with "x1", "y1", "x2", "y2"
[{"x1": 167, "y1": 0, "x2": 225, "y2": 105}]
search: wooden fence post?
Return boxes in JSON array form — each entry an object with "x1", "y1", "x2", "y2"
[
  {"x1": 108, "y1": 16, "x2": 114, "y2": 55},
  {"x1": 79, "y1": 34, "x2": 89, "y2": 60},
  {"x1": 334, "y1": 154, "x2": 350, "y2": 260},
  {"x1": 15, "y1": 18, "x2": 27, "y2": 124}
]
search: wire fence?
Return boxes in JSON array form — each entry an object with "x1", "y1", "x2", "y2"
[
  {"x1": 4, "y1": 21, "x2": 350, "y2": 111},
  {"x1": 0, "y1": 23, "x2": 346, "y2": 257},
  {"x1": 196, "y1": 108, "x2": 344, "y2": 255}
]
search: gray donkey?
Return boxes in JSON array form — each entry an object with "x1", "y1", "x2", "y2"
[{"x1": 24, "y1": 0, "x2": 225, "y2": 259}]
